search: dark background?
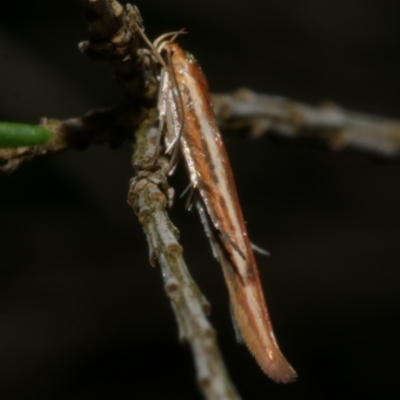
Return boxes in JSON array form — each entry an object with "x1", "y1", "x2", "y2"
[{"x1": 1, "y1": 0, "x2": 400, "y2": 399}]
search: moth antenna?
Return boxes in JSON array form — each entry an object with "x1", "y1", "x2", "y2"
[
  {"x1": 134, "y1": 22, "x2": 167, "y2": 67},
  {"x1": 195, "y1": 200, "x2": 219, "y2": 260},
  {"x1": 179, "y1": 183, "x2": 193, "y2": 199},
  {"x1": 167, "y1": 135, "x2": 181, "y2": 173},
  {"x1": 184, "y1": 186, "x2": 196, "y2": 211},
  {"x1": 153, "y1": 29, "x2": 187, "y2": 50},
  {"x1": 164, "y1": 136, "x2": 179, "y2": 155}
]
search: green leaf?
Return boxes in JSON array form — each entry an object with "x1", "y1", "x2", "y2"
[{"x1": 0, "y1": 122, "x2": 52, "y2": 148}]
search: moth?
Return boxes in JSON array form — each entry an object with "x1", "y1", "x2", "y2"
[{"x1": 142, "y1": 31, "x2": 297, "y2": 383}]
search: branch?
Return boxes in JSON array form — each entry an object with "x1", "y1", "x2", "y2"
[
  {"x1": 212, "y1": 89, "x2": 400, "y2": 157},
  {"x1": 128, "y1": 111, "x2": 241, "y2": 400},
  {"x1": 0, "y1": 106, "x2": 136, "y2": 173}
]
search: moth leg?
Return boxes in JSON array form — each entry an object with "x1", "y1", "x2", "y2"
[
  {"x1": 196, "y1": 199, "x2": 247, "y2": 285},
  {"x1": 195, "y1": 200, "x2": 219, "y2": 260},
  {"x1": 184, "y1": 186, "x2": 196, "y2": 211},
  {"x1": 167, "y1": 138, "x2": 181, "y2": 174},
  {"x1": 218, "y1": 228, "x2": 246, "y2": 261},
  {"x1": 251, "y1": 242, "x2": 271, "y2": 257}
]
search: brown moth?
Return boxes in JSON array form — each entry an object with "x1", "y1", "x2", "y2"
[{"x1": 140, "y1": 29, "x2": 297, "y2": 383}]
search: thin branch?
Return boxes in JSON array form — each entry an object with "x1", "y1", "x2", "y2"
[
  {"x1": 0, "y1": 106, "x2": 137, "y2": 173},
  {"x1": 212, "y1": 89, "x2": 400, "y2": 157},
  {"x1": 128, "y1": 112, "x2": 241, "y2": 400}
]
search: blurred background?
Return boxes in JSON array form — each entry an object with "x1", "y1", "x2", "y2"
[{"x1": 1, "y1": 0, "x2": 400, "y2": 398}]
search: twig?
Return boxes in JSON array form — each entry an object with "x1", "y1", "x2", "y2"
[
  {"x1": 0, "y1": 106, "x2": 136, "y2": 173},
  {"x1": 212, "y1": 88, "x2": 400, "y2": 157},
  {"x1": 127, "y1": 112, "x2": 241, "y2": 400}
]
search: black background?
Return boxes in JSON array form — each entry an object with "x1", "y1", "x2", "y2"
[{"x1": 1, "y1": 1, "x2": 400, "y2": 399}]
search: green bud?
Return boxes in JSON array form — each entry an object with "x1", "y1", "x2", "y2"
[{"x1": 0, "y1": 122, "x2": 52, "y2": 148}]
